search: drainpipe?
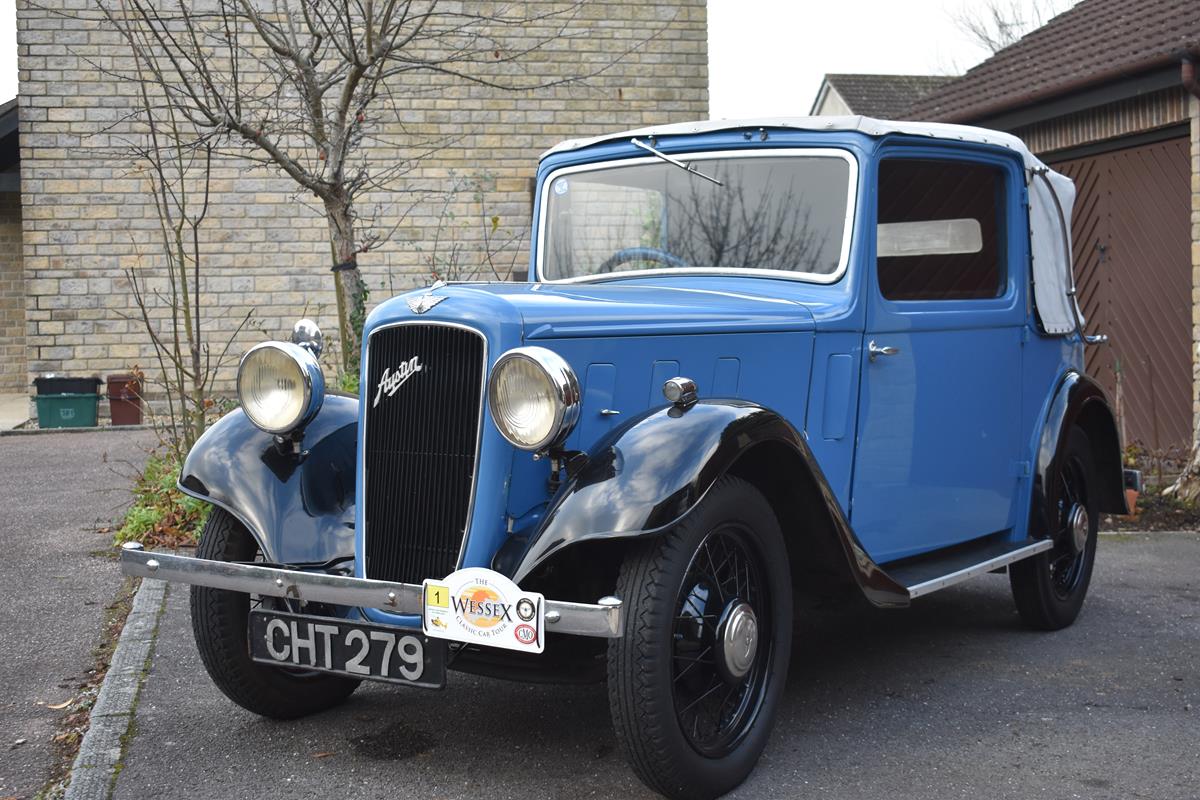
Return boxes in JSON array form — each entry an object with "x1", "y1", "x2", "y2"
[{"x1": 1183, "y1": 56, "x2": 1200, "y2": 101}]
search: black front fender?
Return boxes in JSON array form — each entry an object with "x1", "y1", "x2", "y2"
[
  {"x1": 178, "y1": 394, "x2": 359, "y2": 565},
  {"x1": 506, "y1": 400, "x2": 909, "y2": 608}
]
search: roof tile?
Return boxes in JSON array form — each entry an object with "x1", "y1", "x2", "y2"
[
  {"x1": 908, "y1": 0, "x2": 1200, "y2": 121},
  {"x1": 820, "y1": 74, "x2": 955, "y2": 119}
]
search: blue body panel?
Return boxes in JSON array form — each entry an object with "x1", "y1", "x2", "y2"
[
  {"x1": 187, "y1": 123, "x2": 1123, "y2": 625},
  {"x1": 851, "y1": 145, "x2": 1031, "y2": 561}
]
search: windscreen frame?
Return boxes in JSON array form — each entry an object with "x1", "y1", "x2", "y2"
[{"x1": 534, "y1": 147, "x2": 860, "y2": 285}]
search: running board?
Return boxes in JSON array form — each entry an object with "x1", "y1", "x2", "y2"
[{"x1": 883, "y1": 538, "x2": 1054, "y2": 599}]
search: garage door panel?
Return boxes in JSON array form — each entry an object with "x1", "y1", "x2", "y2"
[{"x1": 1052, "y1": 136, "x2": 1191, "y2": 452}]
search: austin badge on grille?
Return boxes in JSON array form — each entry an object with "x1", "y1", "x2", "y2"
[{"x1": 372, "y1": 356, "x2": 424, "y2": 407}]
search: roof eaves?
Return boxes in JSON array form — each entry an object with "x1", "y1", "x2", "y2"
[{"x1": 929, "y1": 45, "x2": 1200, "y2": 122}]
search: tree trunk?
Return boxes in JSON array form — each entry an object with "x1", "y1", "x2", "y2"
[
  {"x1": 1164, "y1": 446, "x2": 1200, "y2": 503},
  {"x1": 324, "y1": 196, "x2": 368, "y2": 374}
]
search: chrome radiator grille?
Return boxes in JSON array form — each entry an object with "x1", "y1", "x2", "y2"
[{"x1": 362, "y1": 323, "x2": 485, "y2": 584}]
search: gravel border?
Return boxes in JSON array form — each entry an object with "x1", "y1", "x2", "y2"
[{"x1": 63, "y1": 578, "x2": 168, "y2": 800}]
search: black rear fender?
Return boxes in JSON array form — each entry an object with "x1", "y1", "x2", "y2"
[{"x1": 1034, "y1": 371, "x2": 1127, "y2": 538}]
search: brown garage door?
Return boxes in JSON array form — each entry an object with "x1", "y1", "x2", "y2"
[{"x1": 1052, "y1": 136, "x2": 1192, "y2": 454}]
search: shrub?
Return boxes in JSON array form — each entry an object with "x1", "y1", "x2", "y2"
[{"x1": 115, "y1": 450, "x2": 209, "y2": 548}]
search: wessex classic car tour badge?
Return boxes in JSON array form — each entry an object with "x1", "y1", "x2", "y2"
[{"x1": 422, "y1": 568, "x2": 545, "y2": 653}]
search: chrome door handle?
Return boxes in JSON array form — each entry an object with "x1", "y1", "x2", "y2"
[{"x1": 868, "y1": 340, "x2": 899, "y2": 362}]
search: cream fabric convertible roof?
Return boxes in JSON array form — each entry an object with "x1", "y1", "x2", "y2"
[{"x1": 541, "y1": 116, "x2": 1081, "y2": 336}]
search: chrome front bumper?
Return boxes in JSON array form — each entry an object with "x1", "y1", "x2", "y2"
[{"x1": 119, "y1": 542, "x2": 623, "y2": 639}]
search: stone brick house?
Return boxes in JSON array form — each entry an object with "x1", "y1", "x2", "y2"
[
  {"x1": 12, "y1": 3, "x2": 708, "y2": 417},
  {"x1": 908, "y1": 0, "x2": 1200, "y2": 458},
  {"x1": 809, "y1": 74, "x2": 954, "y2": 119}
]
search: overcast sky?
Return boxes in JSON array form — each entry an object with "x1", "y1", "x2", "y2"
[{"x1": 0, "y1": 1, "x2": 1028, "y2": 116}]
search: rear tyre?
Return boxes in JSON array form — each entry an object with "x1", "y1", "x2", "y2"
[
  {"x1": 190, "y1": 508, "x2": 359, "y2": 719},
  {"x1": 607, "y1": 476, "x2": 792, "y2": 800},
  {"x1": 1010, "y1": 427, "x2": 1099, "y2": 631}
]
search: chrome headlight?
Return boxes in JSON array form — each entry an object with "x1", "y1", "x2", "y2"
[
  {"x1": 488, "y1": 347, "x2": 580, "y2": 451},
  {"x1": 237, "y1": 341, "x2": 324, "y2": 434}
]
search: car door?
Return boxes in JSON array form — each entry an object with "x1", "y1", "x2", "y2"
[{"x1": 850, "y1": 152, "x2": 1025, "y2": 563}]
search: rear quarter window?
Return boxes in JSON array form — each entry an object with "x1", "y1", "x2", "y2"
[{"x1": 876, "y1": 159, "x2": 1006, "y2": 301}]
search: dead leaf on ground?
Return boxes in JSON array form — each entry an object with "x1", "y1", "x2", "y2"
[
  {"x1": 312, "y1": 751, "x2": 336, "y2": 759},
  {"x1": 48, "y1": 699, "x2": 74, "y2": 710}
]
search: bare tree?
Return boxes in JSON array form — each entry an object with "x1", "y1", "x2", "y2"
[
  {"x1": 93, "y1": 0, "x2": 651, "y2": 373},
  {"x1": 419, "y1": 171, "x2": 527, "y2": 283},
  {"x1": 114, "y1": 12, "x2": 254, "y2": 458},
  {"x1": 952, "y1": 0, "x2": 1077, "y2": 54},
  {"x1": 667, "y1": 172, "x2": 827, "y2": 273}
]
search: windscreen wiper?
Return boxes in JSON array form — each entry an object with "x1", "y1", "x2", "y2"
[{"x1": 631, "y1": 138, "x2": 723, "y2": 186}]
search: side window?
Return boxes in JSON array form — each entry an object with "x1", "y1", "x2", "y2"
[{"x1": 876, "y1": 159, "x2": 1006, "y2": 301}]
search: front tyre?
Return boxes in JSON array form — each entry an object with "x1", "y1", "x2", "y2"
[
  {"x1": 607, "y1": 476, "x2": 792, "y2": 800},
  {"x1": 1010, "y1": 427, "x2": 1099, "y2": 630},
  {"x1": 190, "y1": 508, "x2": 360, "y2": 719}
]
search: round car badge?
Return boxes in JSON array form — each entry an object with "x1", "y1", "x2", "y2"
[
  {"x1": 516, "y1": 597, "x2": 536, "y2": 622},
  {"x1": 553, "y1": 178, "x2": 569, "y2": 195}
]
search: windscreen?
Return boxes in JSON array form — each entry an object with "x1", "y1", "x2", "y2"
[{"x1": 540, "y1": 153, "x2": 853, "y2": 281}]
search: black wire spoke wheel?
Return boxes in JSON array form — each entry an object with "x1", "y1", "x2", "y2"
[
  {"x1": 608, "y1": 476, "x2": 792, "y2": 800},
  {"x1": 672, "y1": 526, "x2": 771, "y2": 757},
  {"x1": 1010, "y1": 427, "x2": 1099, "y2": 631},
  {"x1": 1049, "y1": 451, "x2": 1090, "y2": 598}
]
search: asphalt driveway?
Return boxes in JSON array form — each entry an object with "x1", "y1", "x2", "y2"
[
  {"x1": 111, "y1": 531, "x2": 1199, "y2": 800},
  {"x1": 0, "y1": 429, "x2": 155, "y2": 800}
]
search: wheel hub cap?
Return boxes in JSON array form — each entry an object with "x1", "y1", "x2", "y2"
[
  {"x1": 1068, "y1": 503, "x2": 1089, "y2": 555},
  {"x1": 717, "y1": 601, "x2": 758, "y2": 682}
]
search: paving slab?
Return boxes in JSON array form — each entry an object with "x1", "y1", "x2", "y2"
[
  {"x1": 111, "y1": 532, "x2": 1199, "y2": 800},
  {"x1": 0, "y1": 429, "x2": 155, "y2": 800},
  {"x1": 0, "y1": 392, "x2": 30, "y2": 431}
]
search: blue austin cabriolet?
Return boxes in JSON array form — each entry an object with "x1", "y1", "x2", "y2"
[{"x1": 121, "y1": 117, "x2": 1132, "y2": 799}]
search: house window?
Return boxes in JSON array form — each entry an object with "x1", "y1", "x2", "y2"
[{"x1": 876, "y1": 159, "x2": 1006, "y2": 301}]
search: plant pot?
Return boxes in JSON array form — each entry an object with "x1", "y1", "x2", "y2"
[{"x1": 1125, "y1": 488, "x2": 1139, "y2": 516}]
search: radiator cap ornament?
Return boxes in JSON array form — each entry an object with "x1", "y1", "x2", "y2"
[
  {"x1": 407, "y1": 280, "x2": 447, "y2": 314},
  {"x1": 406, "y1": 293, "x2": 446, "y2": 314}
]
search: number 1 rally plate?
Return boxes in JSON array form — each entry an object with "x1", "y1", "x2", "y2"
[{"x1": 423, "y1": 567, "x2": 545, "y2": 653}]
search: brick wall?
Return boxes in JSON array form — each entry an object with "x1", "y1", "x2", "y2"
[
  {"x1": 0, "y1": 191, "x2": 23, "y2": 392},
  {"x1": 16, "y1": 2, "x2": 708, "y2": 411}
]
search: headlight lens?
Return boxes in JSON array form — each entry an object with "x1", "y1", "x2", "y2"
[
  {"x1": 237, "y1": 342, "x2": 324, "y2": 434},
  {"x1": 488, "y1": 347, "x2": 580, "y2": 451}
]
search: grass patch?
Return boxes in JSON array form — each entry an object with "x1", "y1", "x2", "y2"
[{"x1": 113, "y1": 449, "x2": 209, "y2": 548}]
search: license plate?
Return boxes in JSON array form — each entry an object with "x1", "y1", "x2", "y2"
[{"x1": 249, "y1": 611, "x2": 445, "y2": 688}]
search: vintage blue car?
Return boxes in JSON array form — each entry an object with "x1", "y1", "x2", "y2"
[{"x1": 121, "y1": 117, "x2": 1134, "y2": 799}]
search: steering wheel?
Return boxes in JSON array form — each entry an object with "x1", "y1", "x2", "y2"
[{"x1": 597, "y1": 247, "x2": 687, "y2": 274}]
